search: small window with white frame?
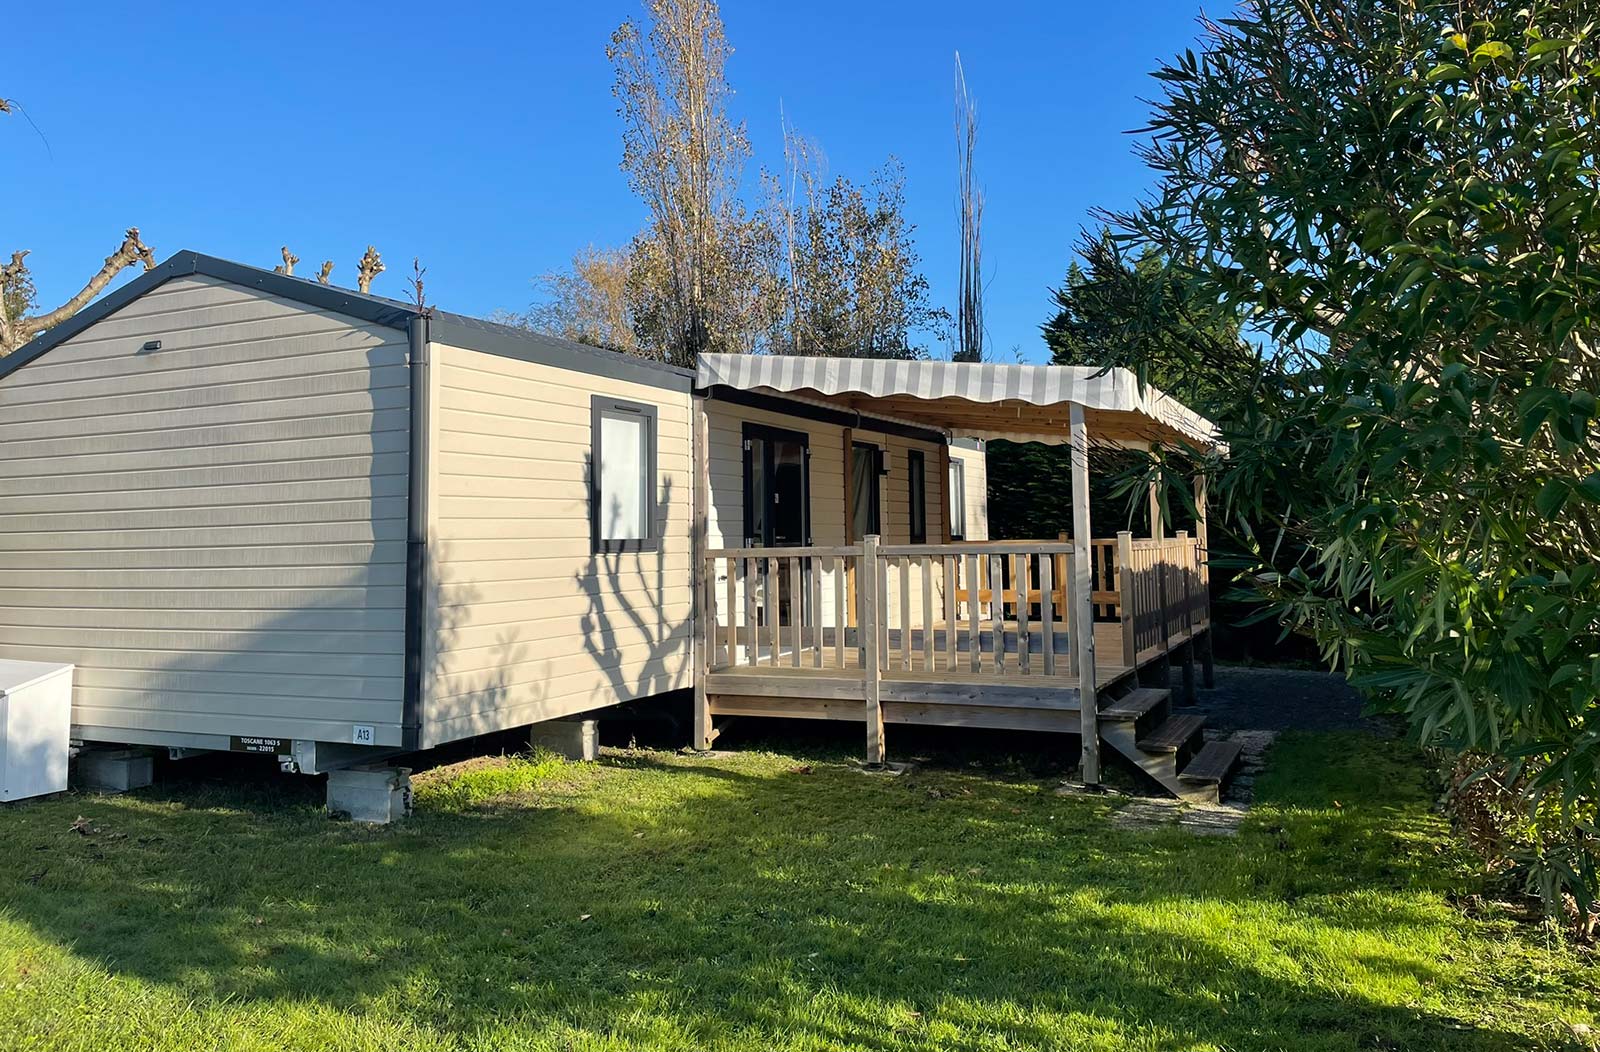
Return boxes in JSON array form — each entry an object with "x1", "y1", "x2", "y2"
[
  {"x1": 948, "y1": 457, "x2": 967, "y2": 541},
  {"x1": 590, "y1": 395, "x2": 659, "y2": 553}
]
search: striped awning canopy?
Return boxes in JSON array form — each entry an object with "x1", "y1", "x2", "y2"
[{"x1": 696, "y1": 354, "x2": 1224, "y2": 452}]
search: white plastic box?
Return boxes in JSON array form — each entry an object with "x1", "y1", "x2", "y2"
[{"x1": 0, "y1": 660, "x2": 74, "y2": 802}]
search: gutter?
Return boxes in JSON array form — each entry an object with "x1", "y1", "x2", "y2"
[{"x1": 400, "y1": 313, "x2": 431, "y2": 751}]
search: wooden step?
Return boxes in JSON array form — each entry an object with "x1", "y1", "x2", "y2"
[
  {"x1": 1178, "y1": 739, "x2": 1243, "y2": 785},
  {"x1": 1100, "y1": 688, "x2": 1169, "y2": 721},
  {"x1": 1137, "y1": 713, "x2": 1206, "y2": 754}
]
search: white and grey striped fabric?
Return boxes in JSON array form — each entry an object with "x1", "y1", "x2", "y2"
[{"x1": 696, "y1": 354, "x2": 1224, "y2": 451}]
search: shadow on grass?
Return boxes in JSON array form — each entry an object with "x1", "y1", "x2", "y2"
[{"x1": 0, "y1": 733, "x2": 1580, "y2": 1050}]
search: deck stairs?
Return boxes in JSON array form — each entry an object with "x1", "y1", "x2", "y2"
[{"x1": 1096, "y1": 678, "x2": 1241, "y2": 804}]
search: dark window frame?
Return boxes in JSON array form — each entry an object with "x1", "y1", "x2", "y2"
[
  {"x1": 948, "y1": 457, "x2": 967, "y2": 541},
  {"x1": 589, "y1": 394, "x2": 660, "y2": 554},
  {"x1": 908, "y1": 449, "x2": 927, "y2": 544},
  {"x1": 741, "y1": 422, "x2": 812, "y2": 547},
  {"x1": 851, "y1": 441, "x2": 884, "y2": 541}
]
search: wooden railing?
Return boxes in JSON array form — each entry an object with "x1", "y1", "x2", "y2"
[
  {"x1": 701, "y1": 533, "x2": 1207, "y2": 679},
  {"x1": 1117, "y1": 532, "x2": 1207, "y2": 666}
]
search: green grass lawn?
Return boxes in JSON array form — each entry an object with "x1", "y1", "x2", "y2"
[{"x1": 0, "y1": 731, "x2": 1593, "y2": 1051}]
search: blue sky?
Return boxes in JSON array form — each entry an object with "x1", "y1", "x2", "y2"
[{"x1": 7, "y1": 2, "x2": 1212, "y2": 363}]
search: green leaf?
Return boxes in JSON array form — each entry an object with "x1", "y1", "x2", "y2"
[
  {"x1": 1426, "y1": 63, "x2": 1468, "y2": 82},
  {"x1": 1471, "y1": 41, "x2": 1513, "y2": 61},
  {"x1": 1526, "y1": 38, "x2": 1574, "y2": 57},
  {"x1": 1535, "y1": 479, "x2": 1570, "y2": 519}
]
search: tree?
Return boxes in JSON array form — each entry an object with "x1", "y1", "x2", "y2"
[
  {"x1": 1103, "y1": 0, "x2": 1599, "y2": 926},
  {"x1": 523, "y1": 245, "x2": 640, "y2": 354},
  {"x1": 766, "y1": 142, "x2": 946, "y2": 359},
  {"x1": 954, "y1": 53, "x2": 984, "y2": 363},
  {"x1": 1043, "y1": 231, "x2": 1250, "y2": 410},
  {"x1": 0, "y1": 230, "x2": 157, "y2": 356},
  {"x1": 608, "y1": 0, "x2": 776, "y2": 365}
]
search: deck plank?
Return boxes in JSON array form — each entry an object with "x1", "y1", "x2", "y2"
[
  {"x1": 1138, "y1": 713, "x2": 1206, "y2": 753},
  {"x1": 1178, "y1": 739, "x2": 1242, "y2": 784}
]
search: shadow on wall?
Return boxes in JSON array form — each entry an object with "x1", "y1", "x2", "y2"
[
  {"x1": 26, "y1": 339, "x2": 425, "y2": 752},
  {"x1": 421, "y1": 538, "x2": 547, "y2": 746},
  {"x1": 26, "y1": 338, "x2": 552, "y2": 755},
  {"x1": 575, "y1": 456, "x2": 693, "y2": 711}
]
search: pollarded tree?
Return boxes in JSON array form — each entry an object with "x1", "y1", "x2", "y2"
[
  {"x1": 1106, "y1": 0, "x2": 1600, "y2": 926},
  {"x1": 0, "y1": 230, "x2": 157, "y2": 357}
]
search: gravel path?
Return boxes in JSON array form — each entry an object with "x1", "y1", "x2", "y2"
[{"x1": 1174, "y1": 663, "x2": 1396, "y2": 736}]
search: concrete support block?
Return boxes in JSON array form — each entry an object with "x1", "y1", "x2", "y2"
[
  {"x1": 528, "y1": 718, "x2": 599, "y2": 761},
  {"x1": 326, "y1": 764, "x2": 413, "y2": 824},
  {"x1": 74, "y1": 747, "x2": 154, "y2": 793}
]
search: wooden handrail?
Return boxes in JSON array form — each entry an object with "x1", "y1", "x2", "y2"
[{"x1": 704, "y1": 544, "x2": 862, "y2": 559}]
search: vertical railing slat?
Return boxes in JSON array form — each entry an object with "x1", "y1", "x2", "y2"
[
  {"x1": 1039, "y1": 552, "x2": 1055, "y2": 676},
  {"x1": 989, "y1": 553, "x2": 1005, "y2": 675},
  {"x1": 704, "y1": 557, "x2": 718, "y2": 671},
  {"x1": 921, "y1": 559, "x2": 934, "y2": 672},
  {"x1": 743, "y1": 557, "x2": 757, "y2": 667},
  {"x1": 1064, "y1": 551, "x2": 1079, "y2": 679},
  {"x1": 902, "y1": 553, "x2": 915, "y2": 668},
  {"x1": 812, "y1": 557, "x2": 824, "y2": 668},
  {"x1": 943, "y1": 555, "x2": 957, "y2": 672},
  {"x1": 764, "y1": 557, "x2": 778, "y2": 667},
  {"x1": 834, "y1": 555, "x2": 847, "y2": 669},
  {"x1": 967, "y1": 554, "x2": 982, "y2": 673},
  {"x1": 723, "y1": 557, "x2": 736, "y2": 666},
  {"x1": 1014, "y1": 553, "x2": 1031, "y2": 675},
  {"x1": 789, "y1": 556, "x2": 803, "y2": 668}
]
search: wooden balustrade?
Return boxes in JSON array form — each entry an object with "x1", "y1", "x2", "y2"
[{"x1": 701, "y1": 534, "x2": 1207, "y2": 685}]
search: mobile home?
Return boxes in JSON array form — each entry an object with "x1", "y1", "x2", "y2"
[{"x1": 0, "y1": 251, "x2": 1232, "y2": 801}]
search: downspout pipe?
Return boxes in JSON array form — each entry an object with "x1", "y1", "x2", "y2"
[{"x1": 401, "y1": 313, "x2": 431, "y2": 751}]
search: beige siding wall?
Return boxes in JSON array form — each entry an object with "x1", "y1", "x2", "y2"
[
  {"x1": 704, "y1": 398, "x2": 947, "y2": 629},
  {"x1": 423, "y1": 343, "x2": 693, "y2": 746},
  {"x1": 950, "y1": 443, "x2": 990, "y2": 541},
  {"x1": 0, "y1": 275, "x2": 410, "y2": 746}
]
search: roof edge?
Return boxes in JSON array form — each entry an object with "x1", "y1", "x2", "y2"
[{"x1": 0, "y1": 250, "x2": 419, "y2": 384}]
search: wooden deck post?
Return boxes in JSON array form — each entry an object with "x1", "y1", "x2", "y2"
[
  {"x1": 691, "y1": 396, "x2": 714, "y2": 751},
  {"x1": 1148, "y1": 478, "x2": 1164, "y2": 541},
  {"x1": 1177, "y1": 530, "x2": 1197, "y2": 705},
  {"x1": 861, "y1": 533, "x2": 886, "y2": 765},
  {"x1": 1069, "y1": 404, "x2": 1100, "y2": 784},
  {"x1": 1195, "y1": 472, "x2": 1216, "y2": 688},
  {"x1": 1116, "y1": 531, "x2": 1136, "y2": 669}
]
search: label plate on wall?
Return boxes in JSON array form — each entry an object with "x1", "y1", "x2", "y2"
[{"x1": 230, "y1": 735, "x2": 290, "y2": 754}]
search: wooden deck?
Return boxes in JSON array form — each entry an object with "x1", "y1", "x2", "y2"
[{"x1": 696, "y1": 536, "x2": 1224, "y2": 796}]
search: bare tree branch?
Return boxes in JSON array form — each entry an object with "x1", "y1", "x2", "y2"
[
  {"x1": 356, "y1": 246, "x2": 384, "y2": 294},
  {"x1": 273, "y1": 246, "x2": 300, "y2": 276},
  {"x1": 0, "y1": 229, "x2": 156, "y2": 355},
  {"x1": 317, "y1": 261, "x2": 335, "y2": 284}
]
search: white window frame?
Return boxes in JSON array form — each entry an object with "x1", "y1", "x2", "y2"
[{"x1": 948, "y1": 457, "x2": 967, "y2": 541}]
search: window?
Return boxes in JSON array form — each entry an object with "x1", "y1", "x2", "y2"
[
  {"x1": 851, "y1": 442, "x2": 881, "y2": 540},
  {"x1": 590, "y1": 395, "x2": 658, "y2": 553},
  {"x1": 908, "y1": 450, "x2": 927, "y2": 544},
  {"x1": 742, "y1": 423, "x2": 810, "y2": 547},
  {"x1": 948, "y1": 458, "x2": 967, "y2": 540}
]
